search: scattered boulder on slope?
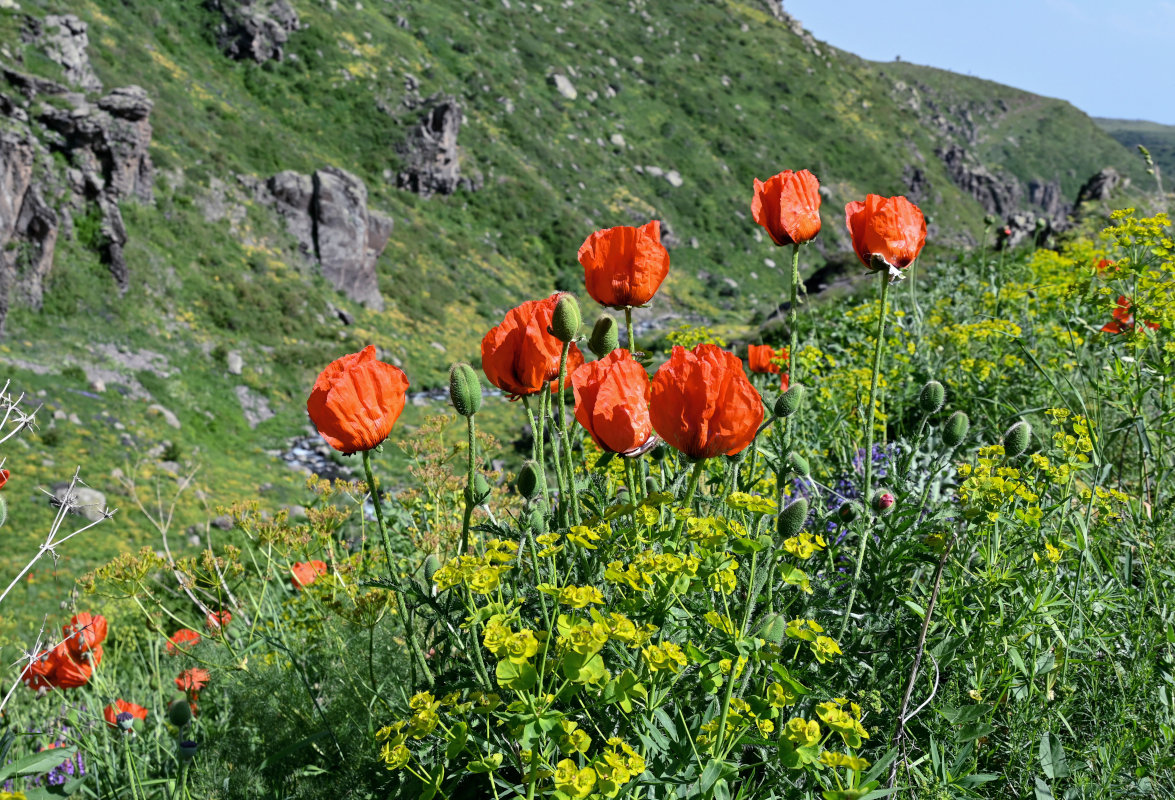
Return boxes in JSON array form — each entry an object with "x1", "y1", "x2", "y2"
[
  {"x1": 208, "y1": 0, "x2": 300, "y2": 63},
  {"x1": 1075, "y1": 167, "x2": 1126, "y2": 206},
  {"x1": 396, "y1": 95, "x2": 481, "y2": 197}
]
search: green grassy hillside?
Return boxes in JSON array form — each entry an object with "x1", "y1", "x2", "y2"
[{"x1": 1095, "y1": 117, "x2": 1175, "y2": 190}]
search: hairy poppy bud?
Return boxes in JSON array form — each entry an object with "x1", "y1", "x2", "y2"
[
  {"x1": 1003, "y1": 420, "x2": 1032, "y2": 458},
  {"x1": 168, "y1": 698, "x2": 192, "y2": 727},
  {"x1": 943, "y1": 411, "x2": 970, "y2": 448},
  {"x1": 516, "y1": 461, "x2": 541, "y2": 500},
  {"x1": 449, "y1": 363, "x2": 482, "y2": 418},
  {"x1": 422, "y1": 554, "x2": 441, "y2": 584},
  {"x1": 464, "y1": 474, "x2": 491, "y2": 506},
  {"x1": 551, "y1": 294, "x2": 582, "y2": 343},
  {"x1": 757, "y1": 613, "x2": 787, "y2": 645},
  {"x1": 528, "y1": 506, "x2": 547, "y2": 536},
  {"x1": 785, "y1": 451, "x2": 809, "y2": 477},
  {"x1": 588, "y1": 314, "x2": 620, "y2": 358},
  {"x1": 777, "y1": 498, "x2": 809, "y2": 539},
  {"x1": 774, "y1": 383, "x2": 805, "y2": 418},
  {"x1": 836, "y1": 500, "x2": 859, "y2": 523},
  {"x1": 645, "y1": 476, "x2": 660, "y2": 493},
  {"x1": 872, "y1": 489, "x2": 896, "y2": 516},
  {"x1": 650, "y1": 444, "x2": 667, "y2": 461},
  {"x1": 918, "y1": 380, "x2": 945, "y2": 415}
]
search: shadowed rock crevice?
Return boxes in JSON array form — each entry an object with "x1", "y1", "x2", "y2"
[{"x1": 396, "y1": 95, "x2": 481, "y2": 197}]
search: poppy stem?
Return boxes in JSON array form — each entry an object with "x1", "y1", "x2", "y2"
[
  {"x1": 521, "y1": 397, "x2": 549, "y2": 502},
  {"x1": 788, "y1": 242, "x2": 801, "y2": 383},
  {"x1": 625, "y1": 306, "x2": 636, "y2": 353},
  {"x1": 839, "y1": 269, "x2": 892, "y2": 640},
  {"x1": 671, "y1": 459, "x2": 706, "y2": 541},
  {"x1": 459, "y1": 414, "x2": 477, "y2": 556},
  {"x1": 556, "y1": 343, "x2": 582, "y2": 524}
]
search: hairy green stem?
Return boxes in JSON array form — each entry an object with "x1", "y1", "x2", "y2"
[
  {"x1": 788, "y1": 242, "x2": 801, "y2": 383},
  {"x1": 625, "y1": 306, "x2": 637, "y2": 353},
  {"x1": 672, "y1": 459, "x2": 707, "y2": 541},
  {"x1": 459, "y1": 414, "x2": 477, "y2": 555}
]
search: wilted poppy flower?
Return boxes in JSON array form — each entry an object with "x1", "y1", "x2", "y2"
[
  {"x1": 577, "y1": 221, "x2": 671, "y2": 309},
  {"x1": 176, "y1": 668, "x2": 210, "y2": 694},
  {"x1": 550, "y1": 342, "x2": 585, "y2": 395},
  {"x1": 63, "y1": 612, "x2": 107, "y2": 659},
  {"x1": 1101, "y1": 295, "x2": 1158, "y2": 334},
  {"x1": 845, "y1": 195, "x2": 927, "y2": 279},
  {"x1": 307, "y1": 345, "x2": 409, "y2": 454},
  {"x1": 751, "y1": 170, "x2": 822, "y2": 246},
  {"x1": 571, "y1": 349, "x2": 655, "y2": 456},
  {"x1": 104, "y1": 699, "x2": 148, "y2": 729},
  {"x1": 291, "y1": 560, "x2": 329, "y2": 589},
  {"x1": 650, "y1": 344, "x2": 764, "y2": 460},
  {"x1": 48, "y1": 644, "x2": 93, "y2": 689},
  {"x1": 205, "y1": 610, "x2": 232, "y2": 633},
  {"x1": 167, "y1": 628, "x2": 201, "y2": 655},
  {"x1": 481, "y1": 293, "x2": 568, "y2": 398}
]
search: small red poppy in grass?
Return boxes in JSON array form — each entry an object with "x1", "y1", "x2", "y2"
[
  {"x1": 570, "y1": 349, "x2": 655, "y2": 457},
  {"x1": 751, "y1": 169, "x2": 822, "y2": 247},
  {"x1": 481, "y1": 293, "x2": 569, "y2": 398},
  {"x1": 0, "y1": 468, "x2": 9, "y2": 490},
  {"x1": 649, "y1": 344, "x2": 764, "y2": 460},
  {"x1": 22, "y1": 650, "x2": 56, "y2": 693},
  {"x1": 167, "y1": 628, "x2": 202, "y2": 655},
  {"x1": 577, "y1": 221, "x2": 671, "y2": 309},
  {"x1": 845, "y1": 194, "x2": 927, "y2": 281},
  {"x1": 48, "y1": 644, "x2": 93, "y2": 689},
  {"x1": 205, "y1": 610, "x2": 232, "y2": 633},
  {"x1": 63, "y1": 612, "x2": 107, "y2": 659},
  {"x1": 307, "y1": 345, "x2": 410, "y2": 455},
  {"x1": 104, "y1": 699, "x2": 148, "y2": 729},
  {"x1": 747, "y1": 345, "x2": 790, "y2": 392},
  {"x1": 291, "y1": 560, "x2": 329, "y2": 590},
  {"x1": 176, "y1": 668, "x2": 210, "y2": 694},
  {"x1": 1095, "y1": 259, "x2": 1118, "y2": 275},
  {"x1": 1101, "y1": 295, "x2": 1159, "y2": 334}
]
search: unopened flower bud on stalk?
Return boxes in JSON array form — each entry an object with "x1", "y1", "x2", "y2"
[
  {"x1": 588, "y1": 314, "x2": 619, "y2": 358},
  {"x1": 943, "y1": 411, "x2": 970, "y2": 448},
  {"x1": 422, "y1": 553, "x2": 441, "y2": 584},
  {"x1": 774, "y1": 383, "x2": 805, "y2": 418},
  {"x1": 516, "y1": 461, "x2": 541, "y2": 501},
  {"x1": 872, "y1": 489, "x2": 896, "y2": 516},
  {"x1": 836, "y1": 500, "x2": 859, "y2": 523},
  {"x1": 777, "y1": 498, "x2": 809, "y2": 539},
  {"x1": 464, "y1": 474, "x2": 491, "y2": 506},
  {"x1": 785, "y1": 451, "x2": 809, "y2": 477},
  {"x1": 919, "y1": 380, "x2": 945, "y2": 415},
  {"x1": 448, "y1": 363, "x2": 482, "y2": 418},
  {"x1": 1003, "y1": 420, "x2": 1032, "y2": 458},
  {"x1": 757, "y1": 613, "x2": 788, "y2": 645},
  {"x1": 168, "y1": 698, "x2": 192, "y2": 727},
  {"x1": 551, "y1": 294, "x2": 582, "y2": 343}
]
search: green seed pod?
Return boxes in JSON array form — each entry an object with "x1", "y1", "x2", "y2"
[
  {"x1": 1003, "y1": 420, "x2": 1032, "y2": 458},
  {"x1": 871, "y1": 489, "x2": 896, "y2": 516},
  {"x1": 168, "y1": 698, "x2": 192, "y2": 728},
  {"x1": 178, "y1": 740, "x2": 198, "y2": 762},
  {"x1": 422, "y1": 554, "x2": 441, "y2": 584},
  {"x1": 588, "y1": 313, "x2": 620, "y2": 358},
  {"x1": 777, "y1": 498, "x2": 809, "y2": 539},
  {"x1": 836, "y1": 500, "x2": 859, "y2": 523},
  {"x1": 918, "y1": 380, "x2": 945, "y2": 415},
  {"x1": 516, "y1": 461, "x2": 541, "y2": 500},
  {"x1": 464, "y1": 474, "x2": 491, "y2": 506},
  {"x1": 448, "y1": 363, "x2": 482, "y2": 418},
  {"x1": 551, "y1": 294, "x2": 582, "y2": 343},
  {"x1": 774, "y1": 383, "x2": 805, "y2": 418},
  {"x1": 757, "y1": 613, "x2": 787, "y2": 645},
  {"x1": 644, "y1": 476, "x2": 661, "y2": 494},
  {"x1": 943, "y1": 411, "x2": 970, "y2": 448},
  {"x1": 785, "y1": 451, "x2": 809, "y2": 477}
]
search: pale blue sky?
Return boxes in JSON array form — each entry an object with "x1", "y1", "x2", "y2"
[{"x1": 785, "y1": 0, "x2": 1175, "y2": 124}]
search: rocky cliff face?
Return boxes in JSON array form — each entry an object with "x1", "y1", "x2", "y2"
[
  {"x1": 208, "y1": 0, "x2": 300, "y2": 63},
  {"x1": 396, "y1": 95, "x2": 480, "y2": 197},
  {"x1": 0, "y1": 133, "x2": 58, "y2": 333}
]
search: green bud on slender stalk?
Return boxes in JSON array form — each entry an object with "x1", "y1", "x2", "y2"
[
  {"x1": 1003, "y1": 420, "x2": 1032, "y2": 458},
  {"x1": 836, "y1": 500, "x2": 859, "y2": 523},
  {"x1": 516, "y1": 461, "x2": 541, "y2": 500},
  {"x1": 871, "y1": 489, "x2": 896, "y2": 516},
  {"x1": 785, "y1": 451, "x2": 809, "y2": 477},
  {"x1": 777, "y1": 498, "x2": 809, "y2": 539},
  {"x1": 757, "y1": 613, "x2": 788, "y2": 645},
  {"x1": 449, "y1": 363, "x2": 482, "y2": 418},
  {"x1": 645, "y1": 476, "x2": 660, "y2": 494},
  {"x1": 552, "y1": 294, "x2": 582, "y2": 343},
  {"x1": 588, "y1": 314, "x2": 620, "y2": 358},
  {"x1": 422, "y1": 553, "x2": 441, "y2": 584},
  {"x1": 918, "y1": 380, "x2": 945, "y2": 415},
  {"x1": 943, "y1": 411, "x2": 970, "y2": 448},
  {"x1": 168, "y1": 698, "x2": 192, "y2": 728},
  {"x1": 464, "y1": 474, "x2": 491, "y2": 506},
  {"x1": 774, "y1": 383, "x2": 805, "y2": 418}
]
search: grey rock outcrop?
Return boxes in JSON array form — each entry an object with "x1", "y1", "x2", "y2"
[
  {"x1": 1075, "y1": 168, "x2": 1126, "y2": 206},
  {"x1": 396, "y1": 95, "x2": 480, "y2": 197},
  {"x1": 937, "y1": 144, "x2": 1020, "y2": 216},
  {"x1": 0, "y1": 133, "x2": 59, "y2": 334},
  {"x1": 1027, "y1": 178, "x2": 1069, "y2": 224},
  {"x1": 22, "y1": 14, "x2": 102, "y2": 92},
  {"x1": 208, "y1": 0, "x2": 300, "y2": 63},
  {"x1": 246, "y1": 167, "x2": 391, "y2": 309}
]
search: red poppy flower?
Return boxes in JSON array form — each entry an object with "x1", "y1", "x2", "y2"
[
  {"x1": 577, "y1": 221, "x2": 671, "y2": 309},
  {"x1": 747, "y1": 345, "x2": 787, "y2": 374},
  {"x1": 176, "y1": 668, "x2": 210, "y2": 693},
  {"x1": 550, "y1": 342, "x2": 585, "y2": 394},
  {"x1": 649, "y1": 344, "x2": 764, "y2": 460},
  {"x1": 751, "y1": 169, "x2": 822, "y2": 247},
  {"x1": 570, "y1": 349, "x2": 655, "y2": 456},
  {"x1": 291, "y1": 560, "x2": 329, "y2": 589},
  {"x1": 845, "y1": 195, "x2": 927, "y2": 277},
  {"x1": 1095, "y1": 259, "x2": 1118, "y2": 275},
  {"x1": 0, "y1": 469, "x2": 9, "y2": 490},
  {"x1": 167, "y1": 628, "x2": 202, "y2": 655},
  {"x1": 48, "y1": 644, "x2": 93, "y2": 689},
  {"x1": 1102, "y1": 295, "x2": 1159, "y2": 334},
  {"x1": 307, "y1": 345, "x2": 410, "y2": 455},
  {"x1": 481, "y1": 293, "x2": 569, "y2": 398},
  {"x1": 63, "y1": 612, "x2": 107, "y2": 659},
  {"x1": 22, "y1": 650, "x2": 56, "y2": 693},
  {"x1": 104, "y1": 699, "x2": 148, "y2": 728},
  {"x1": 205, "y1": 610, "x2": 232, "y2": 633}
]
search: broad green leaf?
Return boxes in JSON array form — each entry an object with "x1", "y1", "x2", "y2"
[
  {"x1": 1039, "y1": 732, "x2": 1069, "y2": 779},
  {"x1": 495, "y1": 659, "x2": 538, "y2": 691},
  {"x1": 0, "y1": 746, "x2": 79, "y2": 783}
]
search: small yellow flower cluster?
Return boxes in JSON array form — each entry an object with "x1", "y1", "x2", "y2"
[
  {"x1": 819, "y1": 750, "x2": 870, "y2": 770},
  {"x1": 697, "y1": 697, "x2": 772, "y2": 750},
  {"x1": 538, "y1": 583, "x2": 605, "y2": 608},
  {"x1": 784, "y1": 618, "x2": 842, "y2": 664},
  {"x1": 641, "y1": 641, "x2": 687, "y2": 673},
  {"x1": 483, "y1": 623, "x2": 541, "y2": 664},
  {"x1": 1032, "y1": 542, "x2": 1063, "y2": 569},
  {"x1": 566, "y1": 524, "x2": 607, "y2": 549},
  {"x1": 554, "y1": 738, "x2": 646, "y2": 799},
  {"x1": 782, "y1": 531, "x2": 826, "y2": 559},
  {"x1": 816, "y1": 698, "x2": 870, "y2": 747},
  {"x1": 726, "y1": 491, "x2": 777, "y2": 515},
  {"x1": 783, "y1": 716, "x2": 821, "y2": 747},
  {"x1": 957, "y1": 445, "x2": 1040, "y2": 523},
  {"x1": 605, "y1": 549, "x2": 700, "y2": 592},
  {"x1": 432, "y1": 539, "x2": 517, "y2": 594}
]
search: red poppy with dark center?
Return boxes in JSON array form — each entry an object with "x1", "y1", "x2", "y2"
[
  {"x1": 291, "y1": 560, "x2": 329, "y2": 589},
  {"x1": 570, "y1": 349, "x2": 655, "y2": 456},
  {"x1": 1101, "y1": 295, "x2": 1159, "y2": 334},
  {"x1": 307, "y1": 345, "x2": 410, "y2": 454},
  {"x1": 104, "y1": 699, "x2": 148, "y2": 728},
  {"x1": 649, "y1": 344, "x2": 764, "y2": 460},
  {"x1": 751, "y1": 169, "x2": 822, "y2": 247},
  {"x1": 63, "y1": 612, "x2": 107, "y2": 659},
  {"x1": 481, "y1": 293, "x2": 573, "y2": 398},
  {"x1": 177, "y1": 668, "x2": 210, "y2": 694},
  {"x1": 845, "y1": 195, "x2": 927, "y2": 277},
  {"x1": 167, "y1": 628, "x2": 201, "y2": 655},
  {"x1": 577, "y1": 221, "x2": 671, "y2": 309}
]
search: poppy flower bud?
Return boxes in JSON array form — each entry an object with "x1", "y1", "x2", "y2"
[
  {"x1": 645, "y1": 476, "x2": 660, "y2": 493},
  {"x1": 449, "y1": 363, "x2": 482, "y2": 418},
  {"x1": 588, "y1": 314, "x2": 620, "y2": 358},
  {"x1": 527, "y1": 506, "x2": 547, "y2": 536},
  {"x1": 919, "y1": 380, "x2": 945, "y2": 415},
  {"x1": 178, "y1": 740, "x2": 198, "y2": 762},
  {"x1": 785, "y1": 451, "x2": 809, "y2": 477},
  {"x1": 551, "y1": 294, "x2": 582, "y2": 343},
  {"x1": 1003, "y1": 420, "x2": 1032, "y2": 458},
  {"x1": 943, "y1": 411, "x2": 970, "y2": 448},
  {"x1": 774, "y1": 383, "x2": 805, "y2": 418},
  {"x1": 422, "y1": 554, "x2": 441, "y2": 584},
  {"x1": 872, "y1": 490, "x2": 896, "y2": 516},
  {"x1": 168, "y1": 698, "x2": 192, "y2": 727},
  {"x1": 650, "y1": 444, "x2": 667, "y2": 461},
  {"x1": 983, "y1": 214, "x2": 997, "y2": 227},
  {"x1": 757, "y1": 613, "x2": 788, "y2": 645},
  {"x1": 836, "y1": 500, "x2": 859, "y2": 523},
  {"x1": 464, "y1": 474, "x2": 491, "y2": 506},
  {"x1": 516, "y1": 461, "x2": 541, "y2": 500},
  {"x1": 777, "y1": 498, "x2": 809, "y2": 539}
]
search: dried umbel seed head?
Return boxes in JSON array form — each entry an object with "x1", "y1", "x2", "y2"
[
  {"x1": 836, "y1": 501, "x2": 859, "y2": 523},
  {"x1": 588, "y1": 314, "x2": 620, "y2": 358},
  {"x1": 872, "y1": 490, "x2": 896, "y2": 516},
  {"x1": 757, "y1": 613, "x2": 788, "y2": 645},
  {"x1": 464, "y1": 474, "x2": 491, "y2": 506},
  {"x1": 943, "y1": 410, "x2": 970, "y2": 448},
  {"x1": 785, "y1": 451, "x2": 810, "y2": 477},
  {"x1": 774, "y1": 383, "x2": 805, "y2": 418},
  {"x1": 919, "y1": 380, "x2": 945, "y2": 415},
  {"x1": 448, "y1": 363, "x2": 482, "y2": 418},
  {"x1": 516, "y1": 461, "x2": 541, "y2": 500},
  {"x1": 551, "y1": 294, "x2": 582, "y2": 343},
  {"x1": 777, "y1": 498, "x2": 809, "y2": 539},
  {"x1": 422, "y1": 554, "x2": 441, "y2": 584},
  {"x1": 1003, "y1": 420, "x2": 1032, "y2": 458},
  {"x1": 168, "y1": 698, "x2": 192, "y2": 728}
]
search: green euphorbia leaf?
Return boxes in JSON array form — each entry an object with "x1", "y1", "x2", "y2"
[{"x1": 495, "y1": 659, "x2": 538, "y2": 691}]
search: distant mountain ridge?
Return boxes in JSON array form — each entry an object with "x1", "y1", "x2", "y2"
[{"x1": 1094, "y1": 117, "x2": 1175, "y2": 192}]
